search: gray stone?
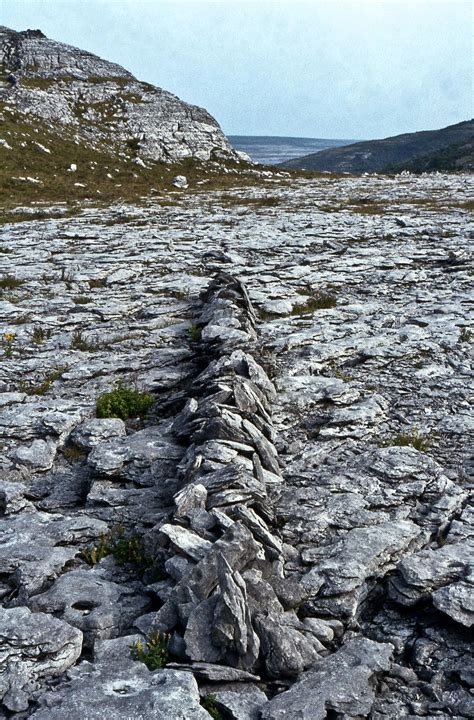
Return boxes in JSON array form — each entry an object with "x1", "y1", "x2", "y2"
[
  {"x1": 159, "y1": 523, "x2": 212, "y2": 562},
  {"x1": 0, "y1": 607, "x2": 82, "y2": 712},
  {"x1": 302, "y1": 520, "x2": 423, "y2": 617},
  {"x1": 389, "y1": 539, "x2": 474, "y2": 606},
  {"x1": 172, "y1": 175, "x2": 189, "y2": 189},
  {"x1": 174, "y1": 483, "x2": 208, "y2": 518},
  {"x1": 0, "y1": 480, "x2": 33, "y2": 514},
  {"x1": 30, "y1": 569, "x2": 150, "y2": 648},
  {"x1": 212, "y1": 554, "x2": 260, "y2": 670},
  {"x1": 261, "y1": 638, "x2": 393, "y2": 719},
  {"x1": 87, "y1": 426, "x2": 182, "y2": 480},
  {"x1": 432, "y1": 581, "x2": 474, "y2": 626},
  {"x1": 213, "y1": 688, "x2": 268, "y2": 720},
  {"x1": 10, "y1": 437, "x2": 57, "y2": 471},
  {"x1": 254, "y1": 611, "x2": 321, "y2": 677},
  {"x1": 167, "y1": 663, "x2": 260, "y2": 682},
  {"x1": 0, "y1": 511, "x2": 108, "y2": 595},
  {"x1": 71, "y1": 418, "x2": 126, "y2": 449},
  {"x1": 31, "y1": 661, "x2": 210, "y2": 720}
]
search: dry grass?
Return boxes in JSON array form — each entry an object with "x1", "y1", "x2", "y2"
[{"x1": 0, "y1": 103, "x2": 308, "y2": 212}]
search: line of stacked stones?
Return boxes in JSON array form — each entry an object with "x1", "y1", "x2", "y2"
[{"x1": 148, "y1": 273, "x2": 326, "y2": 679}]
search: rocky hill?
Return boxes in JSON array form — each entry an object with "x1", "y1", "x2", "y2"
[
  {"x1": 0, "y1": 26, "x2": 236, "y2": 164},
  {"x1": 282, "y1": 119, "x2": 474, "y2": 173}
]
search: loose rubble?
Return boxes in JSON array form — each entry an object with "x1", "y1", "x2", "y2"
[{"x1": 0, "y1": 171, "x2": 473, "y2": 717}]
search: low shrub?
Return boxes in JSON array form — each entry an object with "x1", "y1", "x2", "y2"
[
  {"x1": 130, "y1": 632, "x2": 170, "y2": 670},
  {"x1": 96, "y1": 383, "x2": 154, "y2": 419}
]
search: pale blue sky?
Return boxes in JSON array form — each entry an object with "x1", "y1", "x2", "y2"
[{"x1": 2, "y1": 0, "x2": 472, "y2": 139}]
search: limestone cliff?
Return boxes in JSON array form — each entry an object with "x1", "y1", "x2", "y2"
[{"x1": 0, "y1": 26, "x2": 236, "y2": 163}]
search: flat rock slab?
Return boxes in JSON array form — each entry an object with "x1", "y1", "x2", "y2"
[
  {"x1": 10, "y1": 437, "x2": 58, "y2": 471},
  {"x1": 87, "y1": 426, "x2": 182, "y2": 480},
  {"x1": 260, "y1": 637, "x2": 393, "y2": 720},
  {"x1": 0, "y1": 606, "x2": 83, "y2": 712},
  {"x1": 302, "y1": 520, "x2": 423, "y2": 618},
  {"x1": 30, "y1": 569, "x2": 150, "y2": 648},
  {"x1": 389, "y1": 539, "x2": 474, "y2": 607},
  {"x1": 0, "y1": 511, "x2": 108, "y2": 595},
  {"x1": 31, "y1": 664, "x2": 210, "y2": 720},
  {"x1": 71, "y1": 418, "x2": 126, "y2": 449}
]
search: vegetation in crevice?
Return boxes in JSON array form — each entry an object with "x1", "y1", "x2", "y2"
[
  {"x1": 130, "y1": 632, "x2": 170, "y2": 670},
  {"x1": 95, "y1": 383, "x2": 154, "y2": 420},
  {"x1": 81, "y1": 526, "x2": 153, "y2": 572},
  {"x1": 200, "y1": 694, "x2": 224, "y2": 720}
]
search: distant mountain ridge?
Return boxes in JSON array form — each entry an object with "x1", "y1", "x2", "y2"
[
  {"x1": 0, "y1": 26, "x2": 236, "y2": 163},
  {"x1": 281, "y1": 120, "x2": 474, "y2": 173}
]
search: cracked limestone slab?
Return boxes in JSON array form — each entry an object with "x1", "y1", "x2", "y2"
[
  {"x1": 29, "y1": 636, "x2": 211, "y2": 720},
  {"x1": 0, "y1": 606, "x2": 83, "y2": 713},
  {"x1": 301, "y1": 520, "x2": 423, "y2": 618},
  {"x1": 30, "y1": 569, "x2": 150, "y2": 649}
]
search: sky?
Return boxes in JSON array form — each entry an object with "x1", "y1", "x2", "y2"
[{"x1": 2, "y1": 0, "x2": 472, "y2": 139}]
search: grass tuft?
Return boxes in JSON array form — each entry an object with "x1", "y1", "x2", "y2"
[
  {"x1": 0, "y1": 275, "x2": 24, "y2": 291},
  {"x1": 383, "y1": 428, "x2": 432, "y2": 453},
  {"x1": 291, "y1": 292, "x2": 337, "y2": 315}
]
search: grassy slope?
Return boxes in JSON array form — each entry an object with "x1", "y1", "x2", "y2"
[{"x1": 0, "y1": 102, "x2": 304, "y2": 217}]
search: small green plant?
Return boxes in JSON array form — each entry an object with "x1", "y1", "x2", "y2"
[
  {"x1": 112, "y1": 532, "x2": 150, "y2": 568},
  {"x1": 130, "y1": 632, "x2": 170, "y2": 670},
  {"x1": 62, "y1": 444, "x2": 87, "y2": 463},
  {"x1": 71, "y1": 329, "x2": 96, "y2": 352},
  {"x1": 459, "y1": 327, "x2": 472, "y2": 343},
  {"x1": 88, "y1": 278, "x2": 107, "y2": 288},
  {"x1": 188, "y1": 324, "x2": 202, "y2": 342},
  {"x1": 0, "y1": 276, "x2": 24, "y2": 292},
  {"x1": 291, "y1": 292, "x2": 337, "y2": 316},
  {"x1": 73, "y1": 295, "x2": 92, "y2": 304},
  {"x1": 81, "y1": 526, "x2": 152, "y2": 570},
  {"x1": 10, "y1": 314, "x2": 32, "y2": 325},
  {"x1": 125, "y1": 137, "x2": 141, "y2": 155},
  {"x1": 383, "y1": 428, "x2": 432, "y2": 453},
  {"x1": 327, "y1": 359, "x2": 353, "y2": 382},
  {"x1": 32, "y1": 325, "x2": 50, "y2": 344},
  {"x1": 2, "y1": 331, "x2": 16, "y2": 358},
  {"x1": 201, "y1": 695, "x2": 223, "y2": 720},
  {"x1": 18, "y1": 366, "x2": 66, "y2": 395},
  {"x1": 81, "y1": 533, "x2": 112, "y2": 566},
  {"x1": 96, "y1": 383, "x2": 154, "y2": 420}
]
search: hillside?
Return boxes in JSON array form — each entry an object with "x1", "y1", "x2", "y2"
[
  {"x1": 0, "y1": 29, "x2": 299, "y2": 213},
  {"x1": 0, "y1": 26, "x2": 236, "y2": 166},
  {"x1": 282, "y1": 119, "x2": 474, "y2": 173}
]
